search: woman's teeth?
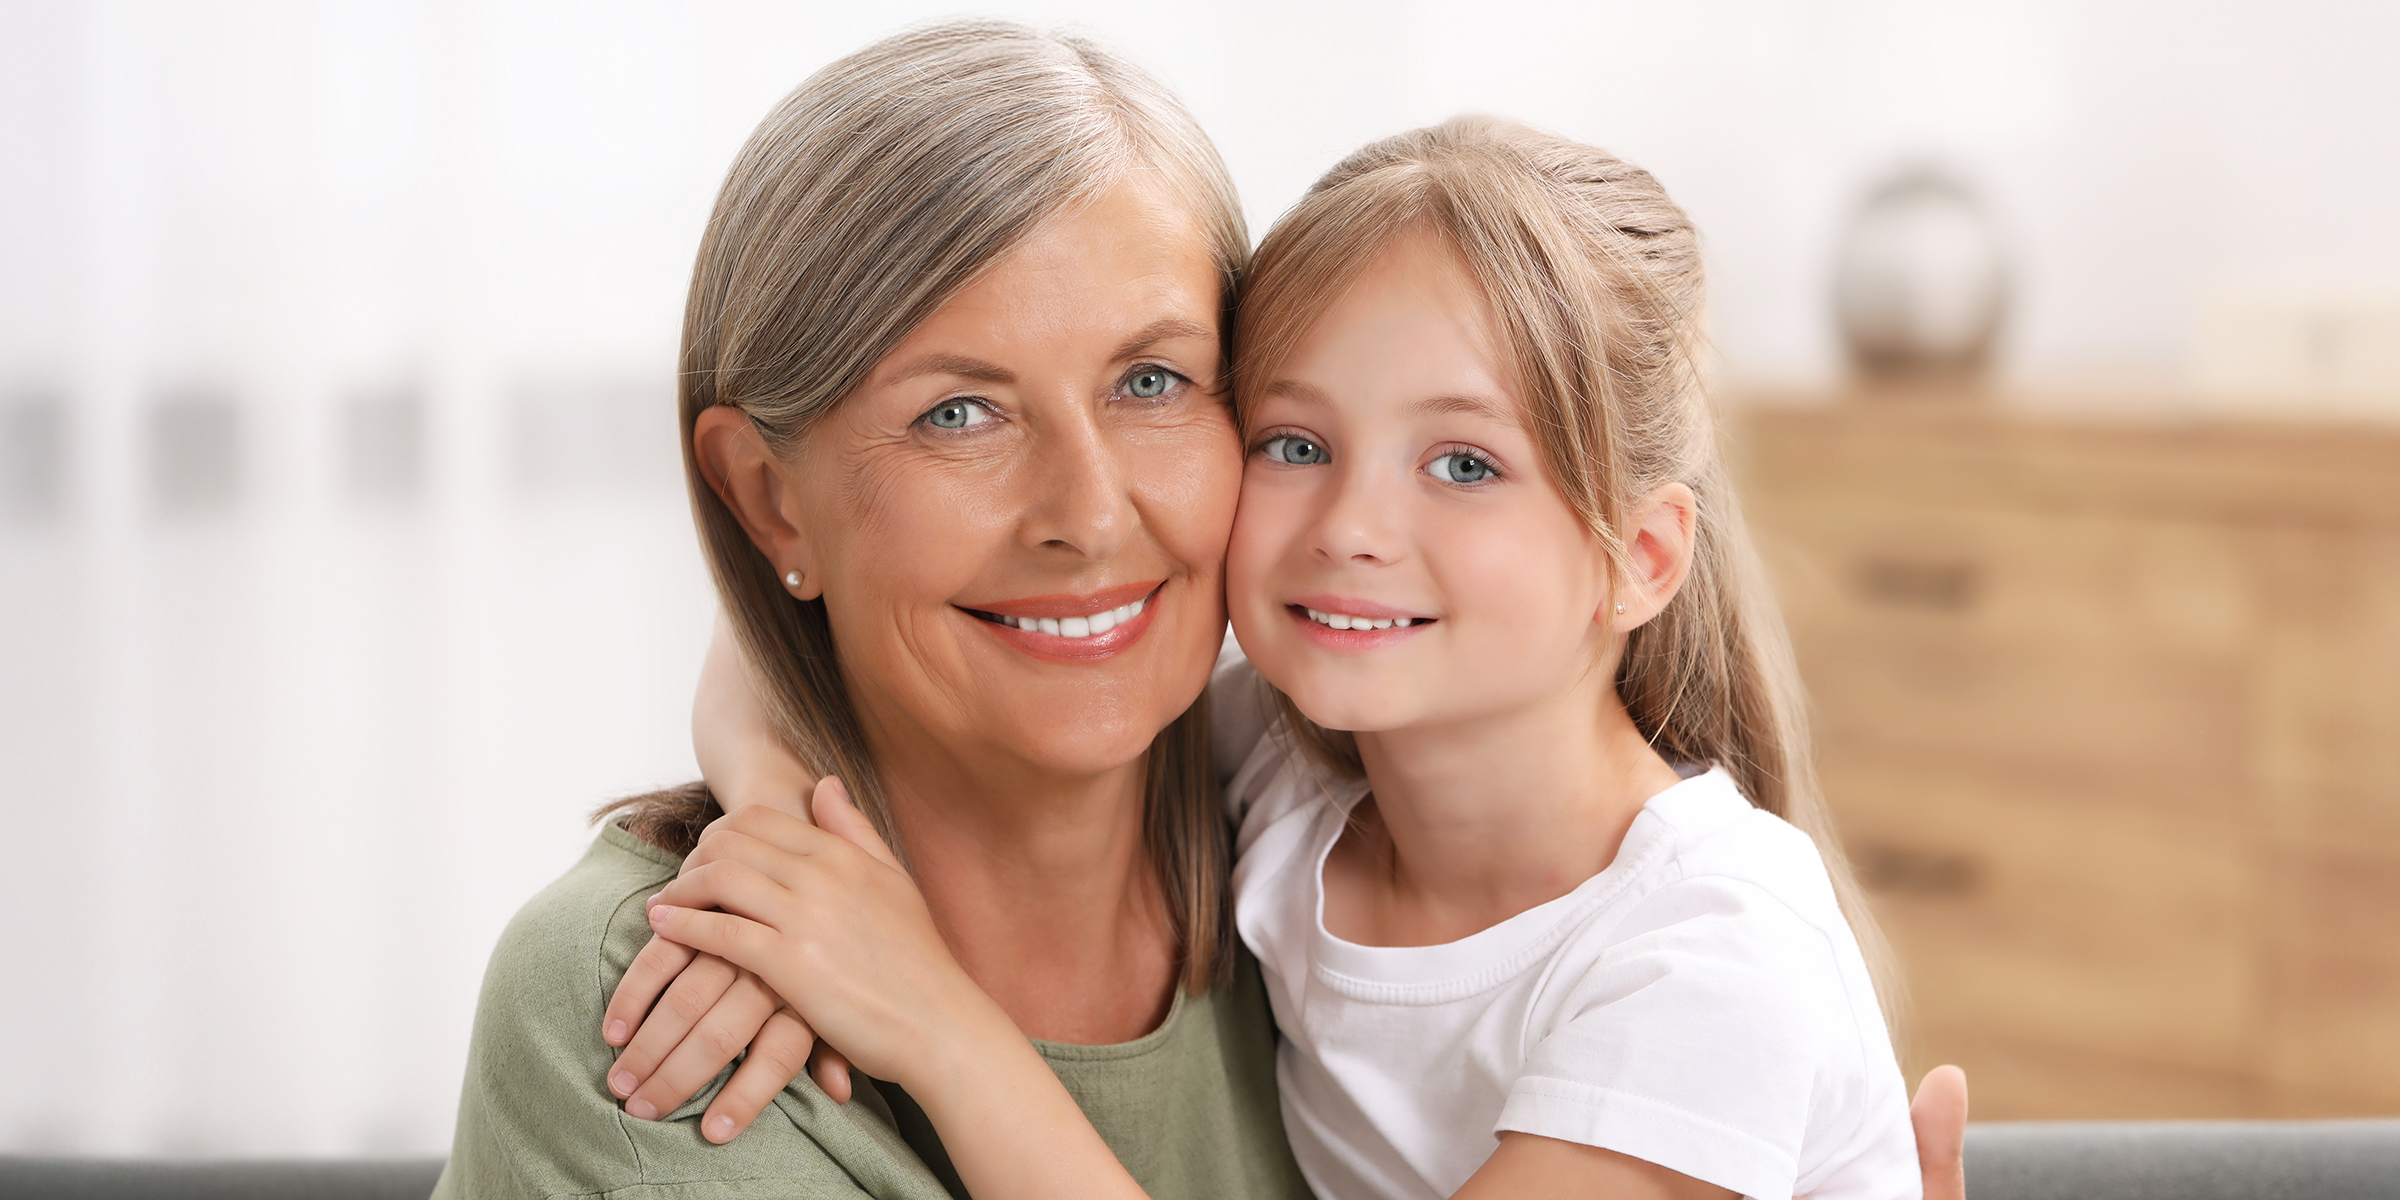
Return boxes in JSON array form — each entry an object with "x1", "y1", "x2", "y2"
[
  {"x1": 998, "y1": 596, "x2": 1146, "y2": 639},
  {"x1": 1304, "y1": 608, "x2": 1414, "y2": 631}
]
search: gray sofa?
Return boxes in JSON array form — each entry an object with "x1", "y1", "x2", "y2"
[{"x1": 4, "y1": 1121, "x2": 2397, "y2": 1198}]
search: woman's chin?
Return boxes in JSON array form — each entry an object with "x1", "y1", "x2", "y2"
[{"x1": 993, "y1": 717, "x2": 1174, "y2": 781}]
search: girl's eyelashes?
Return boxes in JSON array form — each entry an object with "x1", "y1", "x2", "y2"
[
  {"x1": 1256, "y1": 432, "x2": 1331, "y2": 466},
  {"x1": 1426, "y1": 448, "x2": 1501, "y2": 485},
  {"x1": 919, "y1": 396, "x2": 997, "y2": 432}
]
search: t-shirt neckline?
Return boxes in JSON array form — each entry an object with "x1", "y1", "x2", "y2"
[{"x1": 1304, "y1": 766, "x2": 1740, "y2": 996}]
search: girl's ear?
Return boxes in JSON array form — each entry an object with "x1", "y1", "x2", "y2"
[
  {"x1": 1609, "y1": 482, "x2": 1698, "y2": 631},
  {"x1": 693, "y1": 405, "x2": 822, "y2": 600}
]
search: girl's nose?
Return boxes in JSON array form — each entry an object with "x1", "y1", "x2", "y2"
[{"x1": 1309, "y1": 462, "x2": 1407, "y2": 567}]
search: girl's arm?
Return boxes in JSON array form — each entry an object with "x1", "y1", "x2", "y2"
[
  {"x1": 1452, "y1": 1071, "x2": 1971, "y2": 1200},
  {"x1": 1455, "y1": 1135, "x2": 1734, "y2": 1200},
  {"x1": 647, "y1": 778, "x2": 1151, "y2": 1200},
  {"x1": 600, "y1": 614, "x2": 842, "y2": 1139},
  {"x1": 690, "y1": 612, "x2": 814, "y2": 820}
]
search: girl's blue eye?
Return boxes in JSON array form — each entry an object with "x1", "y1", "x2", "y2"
[
  {"x1": 1262, "y1": 435, "x2": 1329, "y2": 466},
  {"x1": 1126, "y1": 367, "x2": 1174, "y2": 399},
  {"x1": 924, "y1": 399, "x2": 989, "y2": 430},
  {"x1": 1429, "y1": 452, "x2": 1496, "y2": 484}
]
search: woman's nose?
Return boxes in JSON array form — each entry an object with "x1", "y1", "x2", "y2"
[
  {"x1": 1309, "y1": 462, "x2": 1406, "y2": 567},
  {"x1": 1017, "y1": 405, "x2": 1134, "y2": 561}
]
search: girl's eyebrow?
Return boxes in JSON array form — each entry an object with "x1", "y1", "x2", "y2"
[
  {"x1": 1411, "y1": 393, "x2": 1513, "y2": 423},
  {"x1": 1258, "y1": 377, "x2": 1331, "y2": 406}
]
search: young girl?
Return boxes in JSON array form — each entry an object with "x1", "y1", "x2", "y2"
[{"x1": 626, "y1": 117, "x2": 1922, "y2": 1200}]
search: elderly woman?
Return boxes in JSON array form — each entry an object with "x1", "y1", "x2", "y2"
[{"x1": 434, "y1": 19, "x2": 1966, "y2": 1200}]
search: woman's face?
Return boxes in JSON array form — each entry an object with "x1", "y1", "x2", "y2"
[{"x1": 776, "y1": 180, "x2": 1238, "y2": 783}]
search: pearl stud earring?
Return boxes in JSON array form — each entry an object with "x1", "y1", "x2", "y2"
[
  {"x1": 1614, "y1": 603, "x2": 1627, "y2": 615},
  {"x1": 785, "y1": 571, "x2": 803, "y2": 589}
]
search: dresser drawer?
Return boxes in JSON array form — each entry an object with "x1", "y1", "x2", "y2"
[
  {"x1": 1753, "y1": 499, "x2": 2257, "y2": 654},
  {"x1": 1822, "y1": 752, "x2": 2264, "y2": 1076}
]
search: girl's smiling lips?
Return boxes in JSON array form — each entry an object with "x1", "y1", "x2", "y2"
[
  {"x1": 961, "y1": 580, "x2": 1166, "y2": 663},
  {"x1": 1285, "y1": 593, "x2": 1437, "y2": 650}
]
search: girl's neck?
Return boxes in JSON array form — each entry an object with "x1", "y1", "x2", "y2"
[
  {"x1": 872, "y1": 739, "x2": 1178, "y2": 1047},
  {"x1": 1331, "y1": 674, "x2": 1685, "y2": 948}
]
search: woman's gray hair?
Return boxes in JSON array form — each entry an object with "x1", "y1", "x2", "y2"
[{"x1": 615, "y1": 19, "x2": 1249, "y2": 992}]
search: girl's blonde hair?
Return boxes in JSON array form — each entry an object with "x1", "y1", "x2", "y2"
[
  {"x1": 611, "y1": 19, "x2": 1248, "y2": 993},
  {"x1": 1235, "y1": 115, "x2": 1894, "y2": 1011}
]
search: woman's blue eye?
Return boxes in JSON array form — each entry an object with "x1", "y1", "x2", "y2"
[
  {"x1": 924, "y1": 399, "x2": 987, "y2": 430},
  {"x1": 1262, "y1": 435, "x2": 1329, "y2": 466},
  {"x1": 1429, "y1": 452, "x2": 1496, "y2": 484},
  {"x1": 1126, "y1": 368, "x2": 1173, "y2": 399}
]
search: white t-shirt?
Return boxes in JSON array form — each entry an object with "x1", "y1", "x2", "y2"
[{"x1": 1216, "y1": 662, "x2": 1919, "y2": 1200}]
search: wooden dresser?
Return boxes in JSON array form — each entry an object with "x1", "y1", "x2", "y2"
[{"x1": 1727, "y1": 392, "x2": 2400, "y2": 1118}]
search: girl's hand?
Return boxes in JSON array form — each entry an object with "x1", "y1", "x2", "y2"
[
  {"x1": 1910, "y1": 1064, "x2": 1969, "y2": 1200},
  {"x1": 592, "y1": 617, "x2": 854, "y2": 1142},
  {"x1": 644, "y1": 777, "x2": 993, "y2": 1088},
  {"x1": 600, "y1": 934, "x2": 854, "y2": 1140},
  {"x1": 649, "y1": 777, "x2": 1150, "y2": 1200}
]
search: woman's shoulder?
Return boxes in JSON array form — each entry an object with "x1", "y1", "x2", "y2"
[{"x1": 438, "y1": 803, "x2": 954, "y2": 1200}]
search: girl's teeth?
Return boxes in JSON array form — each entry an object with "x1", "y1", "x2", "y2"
[
  {"x1": 1010, "y1": 597, "x2": 1145, "y2": 639},
  {"x1": 1304, "y1": 608, "x2": 1412, "y2": 631}
]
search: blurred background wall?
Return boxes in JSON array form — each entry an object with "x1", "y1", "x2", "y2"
[{"x1": 1, "y1": 0, "x2": 2394, "y2": 1158}]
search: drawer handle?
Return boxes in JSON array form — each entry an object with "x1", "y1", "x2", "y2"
[
  {"x1": 1850, "y1": 556, "x2": 1980, "y2": 612},
  {"x1": 1853, "y1": 842, "x2": 1983, "y2": 897}
]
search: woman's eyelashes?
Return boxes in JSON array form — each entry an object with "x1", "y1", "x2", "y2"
[
  {"x1": 918, "y1": 396, "x2": 998, "y2": 432},
  {"x1": 917, "y1": 366, "x2": 1190, "y2": 433},
  {"x1": 1118, "y1": 363, "x2": 1192, "y2": 403}
]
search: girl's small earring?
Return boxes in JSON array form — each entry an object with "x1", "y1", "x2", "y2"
[
  {"x1": 784, "y1": 571, "x2": 804, "y2": 591},
  {"x1": 1615, "y1": 603, "x2": 1627, "y2": 615}
]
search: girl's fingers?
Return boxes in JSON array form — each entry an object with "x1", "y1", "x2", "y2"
[
  {"x1": 609, "y1": 952, "x2": 737, "y2": 1099},
  {"x1": 808, "y1": 1041, "x2": 855, "y2": 1104},
  {"x1": 1911, "y1": 1064, "x2": 1969, "y2": 1200},
  {"x1": 649, "y1": 860, "x2": 790, "y2": 928},
  {"x1": 810, "y1": 776, "x2": 903, "y2": 872},
  {"x1": 604, "y1": 934, "x2": 699, "y2": 1046},
  {"x1": 647, "y1": 902, "x2": 778, "y2": 974},
  {"x1": 623, "y1": 969, "x2": 782, "y2": 1123},
  {"x1": 701, "y1": 1006, "x2": 819, "y2": 1143}
]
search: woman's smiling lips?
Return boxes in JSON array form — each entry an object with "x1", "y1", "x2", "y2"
[
  {"x1": 1286, "y1": 594, "x2": 1436, "y2": 650},
  {"x1": 962, "y1": 580, "x2": 1165, "y2": 663}
]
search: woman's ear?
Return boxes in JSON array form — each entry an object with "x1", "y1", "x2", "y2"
[
  {"x1": 1608, "y1": 482, "x2": 1698, "y2": 631},
  {"x1": 692, "y1": 406, "x2": 822, "y2": 600}
]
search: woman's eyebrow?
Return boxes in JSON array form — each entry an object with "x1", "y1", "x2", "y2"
[
  {"x1": 1112, "y1": 318, "x2": 1215, "y2": 362},
  {"x1": 888, "y1": 354, "x2": 1016, "y2": 386}
]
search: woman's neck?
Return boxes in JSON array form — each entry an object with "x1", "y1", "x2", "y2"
[
  {"x1": 1331, "y1": 673, "x2": 1684, "y2": 948},
  {"x1": 873, "y1": 741, "x2": 1179, "y2": 1047}
]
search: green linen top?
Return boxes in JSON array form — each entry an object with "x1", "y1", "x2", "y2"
[{"x1": 434, "y1": 818, "x2": 1312, "y2": 1200}]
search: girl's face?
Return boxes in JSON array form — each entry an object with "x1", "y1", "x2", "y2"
[{"x1": 1225, "y1": 230, "x2": 1617, "y2": 735}]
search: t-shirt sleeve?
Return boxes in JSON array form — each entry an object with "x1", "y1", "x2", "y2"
[{"x1": 1496, "y1": 877, "x2": 1846, "y2": 1200}]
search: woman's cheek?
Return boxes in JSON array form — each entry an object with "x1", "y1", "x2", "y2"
[{"x1": 1139, "y1": 411, "x2": 1243, "y2": 578}]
